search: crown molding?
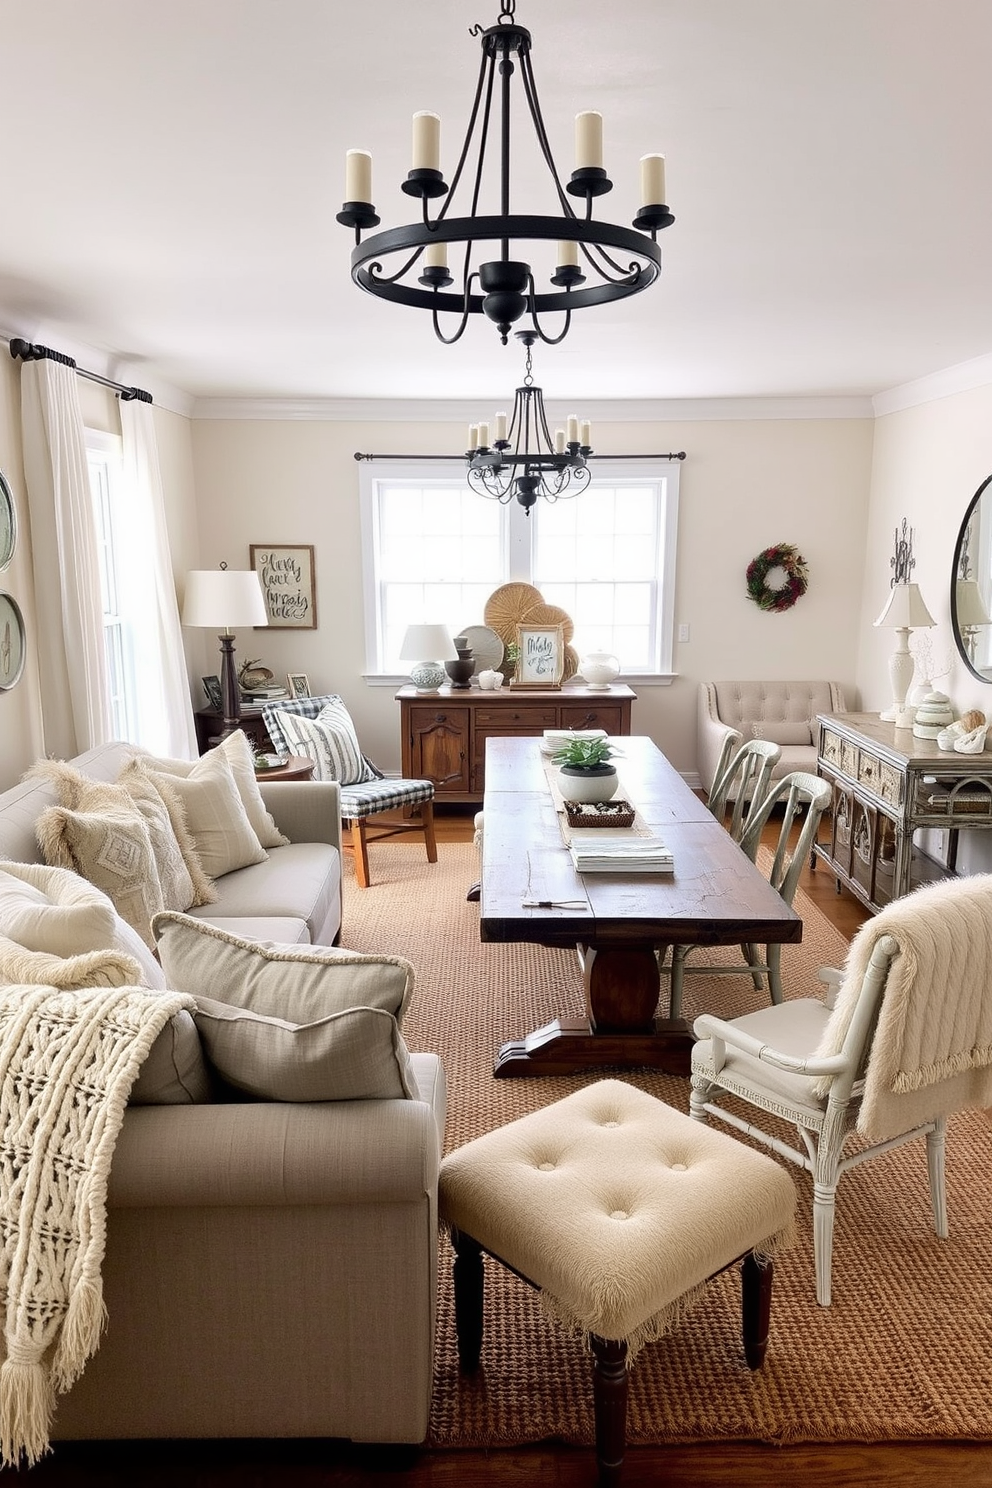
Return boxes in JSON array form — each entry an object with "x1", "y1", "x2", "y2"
[
  {"x1": 873, "y1": 353, "x2": 992, "y2": 417},
  {"x1": 192, "y1": 393, "x2": 874, "y2": 422}
]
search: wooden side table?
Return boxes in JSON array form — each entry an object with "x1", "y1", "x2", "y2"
[{"x1": 254, "y1": 754, "x2": 314, "y2": 782}]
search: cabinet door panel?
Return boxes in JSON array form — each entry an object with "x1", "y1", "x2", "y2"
[{"x1": 409, "y1": 707, "x2": 470, "y2": 793}]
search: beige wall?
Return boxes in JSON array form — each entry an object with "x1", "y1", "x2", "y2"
[
  {"x1": 192, "y1": 412, "x2": 874, "y2": 777},
  {"x1": 0, "y1": 366, "x2": 200, "y2": 789}
]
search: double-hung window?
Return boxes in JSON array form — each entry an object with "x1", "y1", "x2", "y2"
[{"x1": 360, "y1": 459, "x2": 679, "y2": 679}]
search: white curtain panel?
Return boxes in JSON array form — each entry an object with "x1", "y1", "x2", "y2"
[
  {"x1": 119, "y1": 399, "x2": 198, "y2": 758},
  {"x1": 20, "y1": 357, "x2": 113, "y2": 756}
]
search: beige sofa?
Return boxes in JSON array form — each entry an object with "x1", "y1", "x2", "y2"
[
  {"x1": 0, "y1": 742, "x2": 446, "y2": 1445},
  {"x1": 697, "y1": 680, "x2": 848, "y2": 795}
]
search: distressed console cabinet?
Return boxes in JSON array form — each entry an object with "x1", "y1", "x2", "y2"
[
  {"x1": 814, "y1": 711, "x2": 992, "y2": 912},
  {"x1": 396, "y1": 683, "x2": 636, "y2": 803}
]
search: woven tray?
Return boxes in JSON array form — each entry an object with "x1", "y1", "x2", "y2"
[{"x1": 564, "y1": 799, "x2": 636, "y2": 828}]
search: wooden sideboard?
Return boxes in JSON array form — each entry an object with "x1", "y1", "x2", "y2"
[
  {"x1": 396, "y1": 683, "x2": 636, "y2": 803},
  {"x1": 194, "y1": 706, "x2": 274, "y2": 756},
  {"x1": 814, "y1": 711, "x2": 992, "y2": 912}
]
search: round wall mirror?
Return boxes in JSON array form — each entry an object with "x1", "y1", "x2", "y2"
[{"x1": 951, "y1": 473, "x2": 992, "y2": 682}]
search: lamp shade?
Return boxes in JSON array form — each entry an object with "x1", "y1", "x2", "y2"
[
  {"x1": 955, "y1": 579, "x2": 992, "y2": 628},
  {"x1": 398, "y1": 623, "x2": 458, "y2": 661},
  {"x1": 873, "y1": 582, "x2": 936, "y2": 630},
  {"x1": 182, "y1": 569, "x2": 268, "y2": 631}
]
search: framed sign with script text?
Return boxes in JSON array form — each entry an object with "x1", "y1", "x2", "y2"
[
  {"x1": 250, "y1": 545, "x2": 317, "y2": 629},
  {"x1": 512, "y1": 622, "x2": 564, "y2": 689}
]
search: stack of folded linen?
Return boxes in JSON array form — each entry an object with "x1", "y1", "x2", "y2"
[{"x1": 540, "y1": 728, "x2": 608, "y2": 756}]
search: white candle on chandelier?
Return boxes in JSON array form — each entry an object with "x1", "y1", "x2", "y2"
[
  {"x1": 412, "y1": 111, "x2": 441, "y2": 172},
  {"x1": 566, "y1": 414, "x2": 580, "y2": 445},
  {"x1": 580, "y1": 421, "x2": 592, "y2": 448},
  {"x1": 575, "y1": 111, "x2": 603, "y2": 170},
  {"x1": 424, "y1": 241, "x2": 448, "y2": 270},
  {"x1": 494, "y1": 411, "x2": 508, "y2": 443},
  {"x1": 557, "y1": 241, "x2": 579, "y2": 268},
  {"x1": 345, "y1": 149, "x2": 373, "y2": 204},
  {"x1": 468, "y1": 424, "x2": 479, "y2": 451},
  {"x1": 477, "y1": 422, "x2": 490, "y2": 450},
  {"x1": 554, "y1": 428, "x2": 567, "y2": 454},
  {"x1": 640, "y1": 153, "x2": 666, "y2": 206}
]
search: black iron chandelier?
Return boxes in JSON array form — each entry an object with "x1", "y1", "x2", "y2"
[
  {"x1": 467, "y1": 331, "x2": 590, "y2": 511},
  {"x1": 336, "y1": 0, "x2": 674, "y2": 347}
]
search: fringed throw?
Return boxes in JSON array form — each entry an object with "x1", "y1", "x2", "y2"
[{"x1": 0, "y1": 982, "x2": 194, "y2": 1466}]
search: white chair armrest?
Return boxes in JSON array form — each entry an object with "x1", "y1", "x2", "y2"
[
  {"x1": 693, "y1": 1012, "x2": 850, "y2": 1077},
  {"x1": 817, "y1": 965, "x2": 844, "y2": 1010},
  {"x1": 697, "y1": 683, "x2": 743, "y2": 795}
]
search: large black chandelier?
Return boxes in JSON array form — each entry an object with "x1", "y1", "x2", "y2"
[
  {"x1": 467, "y1": 331, "x2": 590, "y2": 512},
  {"x1": 336, "y1": 0, "x2": 674, "y2": 347}
]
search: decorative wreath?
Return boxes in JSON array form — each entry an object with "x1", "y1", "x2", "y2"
[{"x1": 745, "y1": 543, "x2": 809, "y2": 613}]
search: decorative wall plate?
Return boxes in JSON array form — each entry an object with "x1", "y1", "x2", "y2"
[
  {"x1": 458, "y1": 624, "x2": 504, "y2": 676},
  {"x1": 0, "y1": 591, "x2": 26, "y2": 690},
  {"x1": 0, "y1": 471, "x2": 16, "y2": 572}
]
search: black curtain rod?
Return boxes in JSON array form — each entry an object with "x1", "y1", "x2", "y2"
[
  {"x1": 7, "y1": 337, "x2": 152, "y2": 403},
  {"x1": 353, "y1": 451, "x2": 687, "y2": 463}
]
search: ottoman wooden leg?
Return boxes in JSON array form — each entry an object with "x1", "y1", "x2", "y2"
[
  {"x1": 590, "y1": 1335, "x2": 628, "y2": 1488},
  {"x1": 741, "y1": 1252, "x2": 773, "y2": 1370},
  {"x1": 451, "y1": 1229, "x2": 485, "y2": 1373}
]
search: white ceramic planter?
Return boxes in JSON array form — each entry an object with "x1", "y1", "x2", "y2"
[{"x1": 558, "y1": 764, "x2": 618, "y2": 804}]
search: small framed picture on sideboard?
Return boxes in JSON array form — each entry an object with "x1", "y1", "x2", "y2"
[
  {"x1": 202, "y1": 674, "x2": 223, "y2": 710},
  {"x1": 287, "y1": 672, "x2": 311, "y2": 700}
]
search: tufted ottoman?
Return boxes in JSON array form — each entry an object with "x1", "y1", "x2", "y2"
[{"x1": 439, "y1": 1079, "x2": 796, "y2": 1486}]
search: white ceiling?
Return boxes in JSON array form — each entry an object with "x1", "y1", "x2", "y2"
[{"x1": 2, "y1": 0, "x2": 991, "y2": 407}]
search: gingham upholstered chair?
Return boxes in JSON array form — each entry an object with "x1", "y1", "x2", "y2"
[{"x1": 262, "y1": 695, "x2": 436, "y2": 888}]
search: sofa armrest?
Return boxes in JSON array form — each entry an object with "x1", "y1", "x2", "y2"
[
  {"x1": 697, "y1": 683, "x2": 743, "y2": 796},
  {"x1": 109, "y1": 1092, "x2": 442, "y2": 1209},
  {"x1": 257, "y1": 778, "x2": 342, "y2": 855}
]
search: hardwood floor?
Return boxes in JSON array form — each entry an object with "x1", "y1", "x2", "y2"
[{"x1": 21, "y1": 805, "x2": 990, "y2": 1487}]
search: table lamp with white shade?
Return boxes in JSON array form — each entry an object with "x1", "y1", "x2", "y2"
[
  {"x1": 954, "y1": 578, "x2": 992, "y2": 664},
  {"x1": 874, "y1": 581, "x2": 936, "y2": 728},
  {"x1": 399, "y1": 623, "x2": 458, "y2": 693},
  {"x1": 182, "y1": 565, "x2": 269, "y2": 735}
]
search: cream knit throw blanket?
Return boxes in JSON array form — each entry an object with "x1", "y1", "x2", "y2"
[
  {"x1": 814, "y1": 874, "x2": 992, "y2": 1138},
  {"x1": 0, "y1": 982, "x2": 194, "y2": 1467}
]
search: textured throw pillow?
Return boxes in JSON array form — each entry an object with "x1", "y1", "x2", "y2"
[
  {"x1": 272, "y1": 698, "x2": 378, "y2": 786},
  {"x1": 140, "y1": 748, "x2": 267, "y2": 880},
  {"x1": 117, "y1": 762, "x2": 216, "y2": 908},
  {"x1": 139, "y1": 732, "x2": 289, "y2": 851},
  {"x1": 751, "y1": 720, "x2": 812, "y2": 746},
  {"x1": 0, "y1": 860, "x2": 166, "y2": 988},
  {"x1": 152, "y1": 911, "x2": 414, "y2": 1024},
  {"x1": 0, "y1": 934, "x2": 143, "y2": 989},
  {"x1": 192, "y1": 997, "x2": 416, "y2": 1102},
  {"x1": 35, "y1": 804, "x2": 165, "y2": 949}
]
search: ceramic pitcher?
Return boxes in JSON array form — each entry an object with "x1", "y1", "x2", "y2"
[{"x1": 580, "y1": 651, "x2": 620, "y2": 690}]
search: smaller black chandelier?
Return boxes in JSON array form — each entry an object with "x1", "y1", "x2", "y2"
[
  {"x1": 336, "y1": 0, "x2": 674, "y2": 347},
  {"x1": 467, "y1": 332, "x2": 590, "y2": 513}
]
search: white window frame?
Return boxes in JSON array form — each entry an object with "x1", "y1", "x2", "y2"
[{"x1": 359, "y1": 457, "x2": 680, "y2": 684}]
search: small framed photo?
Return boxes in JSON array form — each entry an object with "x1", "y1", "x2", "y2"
[
  {"x1": 512, "y1": 623, "x2": 564, "y2": 689},
  {"x1": 287, "y1": 672, "x2": 311, "y2": 700},
  {"x1": 201, "y1": 674, "x2": 223, "y2": 711}
]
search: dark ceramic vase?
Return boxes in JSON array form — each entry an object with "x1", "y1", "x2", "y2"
[{"x1": 445, "y1": 637, "x2": 475, "y2": 690}]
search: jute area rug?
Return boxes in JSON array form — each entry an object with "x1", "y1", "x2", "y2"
[{"x1": 340, "y1": 842, "x2": 992, "y2": 1449}]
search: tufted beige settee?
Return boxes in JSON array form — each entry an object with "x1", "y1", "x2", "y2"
[{"x1": 697, "y1": 680, "x2": 848, "y2": 795}]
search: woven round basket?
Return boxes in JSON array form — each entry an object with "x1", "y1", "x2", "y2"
[
  {"x1": 484, "y1": 582, "x2": 544, "y2": 641},
  {"x1": 521, "y1": 601, "x2": 575, "y2": 644}
]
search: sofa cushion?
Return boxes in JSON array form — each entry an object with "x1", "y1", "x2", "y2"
[
  {"x1": 139, "y1": 730, "x2": 289, "y2": 851},
  {"x1": 35, "y1": 801, "x2": 166, "y2": 950},
  {"x1": 751, "y1": 720, "x2": 812, "y2": 746},
  {"x1": 713, "y1": 681, "x2": 839, "y2": 732},
  {"x1": 182, "y1": 841, "x2": 341, "y2": 946},
  {"x1": 0, "y1": 860, "x2": 166, "y2": 988},
  {"x1": 140, "y1": 748, "x2": 268, "y2": 880},
  {"x1": 192, "y1": 997, "x2": 416, "y2": 1102},
  {"x1": 263, "y1": 695, "x2": 380, "y2": 785},
  {"x1": 152, "y1": 911, "x2": 413, "y2": 1024}
]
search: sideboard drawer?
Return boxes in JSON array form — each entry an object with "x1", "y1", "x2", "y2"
[
  {"x1": 840, "y1": 740, "x2": 858, "y2": 779},
  {"x1": 558, "y1": 703, "x2": 625, "y2": 733},
  {"x1": 474, "y1": 704, "x2": 558, "y2": 728},
  {"x1": 820, "y1": 728, "x2": 843, "y2": 768}
]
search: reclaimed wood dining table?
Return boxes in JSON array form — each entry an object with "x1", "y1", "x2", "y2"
[{"x1": 480, "y1": 735, "x2": 802, "y2": 1077}]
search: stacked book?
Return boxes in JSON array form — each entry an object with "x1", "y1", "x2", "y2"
[
  {"x1": 241, "y1": 685, "x2": 289, "y2": 702},
  {"x1": 569, "y1": 834, "x2": 674, "y2": 874}
]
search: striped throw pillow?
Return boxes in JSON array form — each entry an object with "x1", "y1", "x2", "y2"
[{"x1": 273, "y1": 700, "x2": 378, "y2": 786}]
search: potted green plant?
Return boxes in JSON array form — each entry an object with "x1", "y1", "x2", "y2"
[{"x1": 552, "y1": 737, "x2": 620, "y2": 804}]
